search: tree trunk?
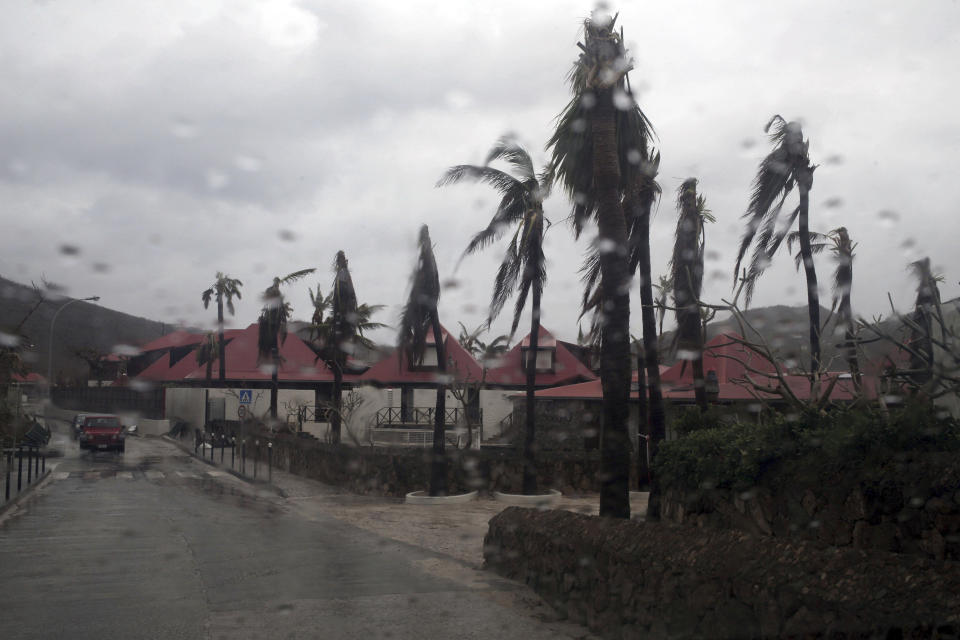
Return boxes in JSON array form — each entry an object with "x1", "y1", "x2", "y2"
[
  {"x1": 206, "y1": 354, "x2": 212, "y2": 382},
  {"x1": 635, "y1": 346, "x2": 649, "y2": 491},
  {"x1": 693, "y1": 355, "x2": 708, "y2": 411},
  {"x1": 217, "y1": 300, "x2": 226, "y2": 381},
  {"x1": 592, "y1": 87, "x2": 631, "y2": 519},
  {"x1": 522, "y1": 285, "x2": 540, "y2": 495},
  {"x1": 331, "y1": 365, "x2": 342, "y2": 444},
  {"x1": 429, "y1": 313, "x2": 447, "y2": 496},
  {"x1": 636, "y1": 198, "x2": 667, "y2": 519},
  {"x1": 797, "y1": 180, "x2": 822, "y2": 378},
  {"x1": 270, "y1": 346, "x2": 279, "y2": 421}
]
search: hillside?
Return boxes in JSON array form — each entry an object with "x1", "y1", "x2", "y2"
[{"x1": 0, "y1": 275, "x2": 168, "y2": 382}]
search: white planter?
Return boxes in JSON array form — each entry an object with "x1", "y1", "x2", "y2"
[
  {"x1": 493, "y1": 489, "x2": 562, "y2": 508},
  {"x1": 404, "y1": 490, "x2": 478, "y2": 505}
]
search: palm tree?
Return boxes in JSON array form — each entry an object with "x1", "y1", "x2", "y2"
[
  {"x1": 196, "y1": 333, "x2": 218, "y2": 382},
  {"x1": 670, "y1": 178, "x2": 714, "y2": 411},
  {"x1": 735, "y1": 115, "x2": 821, "y2": 375},
  {"x1": 788, "y1": 226, "x2": 859, "y2": 387},
  {"x1": 398, "y1": 225, "x2": 447, "y2": 496},
  {"x1": 202, "y1": 273, "x2": 243, "y2": 382},
  {"x1": 547, "y1": 12, "x2": 655, "y2": 518},
  {"x1": 257, "y1": 268, "x2": 315, "y2": 421},
  {"x1": 907, "y1": 257, "x2": 941, "y2": 385},
  {"x1": 438, "y1": 136, "x2": 548, "y2": 495},
  {"x1": 309, "y1": 251, "x2": 385, "y2": 444}
]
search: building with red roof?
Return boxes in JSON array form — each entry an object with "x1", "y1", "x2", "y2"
[{"x1": 522, "y1": 333, "x2": 878, "y2": 449}]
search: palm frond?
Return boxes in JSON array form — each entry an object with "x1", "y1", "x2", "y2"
[
  {"x1": 278, "y1": 268, "x2": 316, "y2": 286},
  {"x1": 436, "y1": 164, "x2": 521, "y2": 197},
  {"x1": 484, "y1": 135, "x2": 535, "y2": 182}
]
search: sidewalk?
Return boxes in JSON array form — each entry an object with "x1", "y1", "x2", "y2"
[{"x1": 167, "y1": 436, "x2": 648, "y2": 568}]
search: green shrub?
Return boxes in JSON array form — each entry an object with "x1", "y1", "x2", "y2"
[{"x1": 654, "y1": 401, "x2": 960, "y2": 491}]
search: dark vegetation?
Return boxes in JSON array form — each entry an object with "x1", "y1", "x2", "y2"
[{"x1": 655, "y1": 402, "x2": 960, "y2": 492}]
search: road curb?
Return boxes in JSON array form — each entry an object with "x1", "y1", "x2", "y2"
[
  {"x1": 0, "y1": 467, "x2": 53, "y2": 520},
  {"x1": 161, "y1": 435, "x2": 286, "y2": 498}
]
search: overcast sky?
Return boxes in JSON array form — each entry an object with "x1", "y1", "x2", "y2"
[{"x1": 2, "y1": 0, "x2": 958, "y2": 347}]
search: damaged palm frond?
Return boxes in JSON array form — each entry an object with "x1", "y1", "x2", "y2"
[{"x1": 398, "y1": 225, "x2": 441, "y2": 367}]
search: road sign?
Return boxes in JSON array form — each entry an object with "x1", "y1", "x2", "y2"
[
  {"x1": 237, "y1": 405, "x2": 247, "y2": 419},
  {"x1": 238, "y1": 390, "x2": 252, "y2": 404}
]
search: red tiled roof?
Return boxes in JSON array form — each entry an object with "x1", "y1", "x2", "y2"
[
  {"x1": 532, "y1": 373, "x2": 875, "y2": 402},
  {"x1": 359, "y1": 324, "x2": 483, "y2": 385},
  {"x1": 136, "y1": 329, "x2": 246, "y2": 382},
  {"x1": 486, "y1": 326, "x2": 597, "y2": 387},
  {"x1": 137, "y1": 330, "x2": 204, "y2": 352},
  {"x1": 532, "y1": 334, "x2": 877, "y2": 402},
  {"x1": 660, "y1": 333, "x2": 778, "y2": 384},
  {"x1": 11, "y1": 372, "x2": 46, "y2": 384},
  {"x1": 182, "y1": 324, "x2": 340, "y2": 382}
]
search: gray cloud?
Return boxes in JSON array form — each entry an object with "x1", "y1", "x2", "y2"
[{"x1": 1, "y1": 0, "x2": 958, "y2": 348}]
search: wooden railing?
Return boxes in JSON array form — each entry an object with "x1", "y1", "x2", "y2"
[{"x1": 374, "y1": 406, "x2": 480, "y2": 428}]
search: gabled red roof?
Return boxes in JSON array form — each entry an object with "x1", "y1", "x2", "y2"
[
  {"x1": 181, "y1": 324, "x2": 340, "y2": 382},
  {"x1": 486, "y1": 326, "x2": 597, "y2": 387},
  {"x1": 136, "y1": 329, "x2": 246, "y2": 382},
  {"x1": 359, "y1": 324, "x2": 483, "y2": 385}
]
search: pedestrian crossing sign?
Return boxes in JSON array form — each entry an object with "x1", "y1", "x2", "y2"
[{"x1": 238, "y1": 390, "x2": 252, "y2": 404}]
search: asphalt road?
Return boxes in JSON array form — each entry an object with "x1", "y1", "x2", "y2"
[{"x1": 0, "y1": 420, "x2": 593, "y2": 640}]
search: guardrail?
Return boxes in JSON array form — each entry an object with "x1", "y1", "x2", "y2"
[
  {"x1": 3, "y1": 446, "x2": 46, "y2": 505},
  {"x1": 193, "y1": 428, "x2": 275, "y2": 483}
]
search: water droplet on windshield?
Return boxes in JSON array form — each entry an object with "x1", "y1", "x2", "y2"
[
  {"x1": 170, "y1": 117, "x2": 198, "y2": 139},
  {"x1": 112, "y1": 344, "x2": 142, "y2": 357},
  {"x1": 277, "y1": 229, "x2": 296, "y2": 242},
  {"x1": 234, "y1": 155, "x2": 263, "y2": 172},
  {"x1": 59, "y1": 244, "x2": 80, "y2": 256},
  {"x1": 877, "y1": 209, "x2": 899, "y2": 227},
  {"x1": 612, "y1": 88, "x2": 632, "y2": 110}
]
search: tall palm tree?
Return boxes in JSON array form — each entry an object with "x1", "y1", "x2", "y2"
[
  {"x1": 438, "y1": 136, "x2": 548, "y2": 495},
  {"x1": 309, "y1": 251, "x2": 385, "y2": 444},
  {"x1": 548, "y1": 12, "x2": 657, "y2": 518},
  {"x1": 202, "y1": 273, "x2": 243, "y2": 382},
  {"x1": 398, "y1": 226, "x2": 447, "y2": 496},
  {"x1": 735, "y1": 115, "x2": 821, "y2": 375},
  {"x1": 257, "y1": 268, "x2": 315, "y2": 421},
  {"x1": 671, "y1": 178, "x2": 714, "y2": 411},
  {"x1": 788, "y1": 226, "x2": 859, "y2": 387},
  {"x1": 196, "y1": 332, "x2": 218, "y2": 382},
  {"x1": 907, "y1": 257, "x2": 941, "y2": 385},
  {"x1": 546, "y1": 12, "x2": 639, "y2": 518}
]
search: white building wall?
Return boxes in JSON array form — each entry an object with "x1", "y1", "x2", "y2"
[
  {"x1": 480, "y1": 389, "x2": 516, "y2": 440},
  {"x1": 164, "y1": 387, "x2": 205, "y2": 430}
]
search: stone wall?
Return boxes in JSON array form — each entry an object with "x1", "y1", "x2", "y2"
[
  {"x1": 484, "y1": 507, "x2": 960, "y2": 639},
  {"x1": 267, "y1": 434, "x2": 609, "y2": 496},
  {"x1": 662, "y1": 451, "x2": 960, "y2": 561}
]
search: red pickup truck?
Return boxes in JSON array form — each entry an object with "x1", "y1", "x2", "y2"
[{"x1": 78, "y1": 415, "x2": 126, "y2": 453}]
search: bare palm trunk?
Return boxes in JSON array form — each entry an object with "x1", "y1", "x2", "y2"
[
  {"x1": 636, "y1": 199, "x2": 667, "y2": 519},
  {"x1": 331, "y1": 366, "x2": 342, "y2": 444},
  {"x1": 429, "y1": 312, "x2": 447, "y2": 496},
  {"x1": 635, "y1": 346, "x2": 649, "y2": 490},
  {"x1": 593, "y1": 87, "x2": 631, "y2": 519},
  {"x1": 522, "y1": 285, "x2": 540, "y2": 495},
  {"x1": 206, "y1": 354, "x2": 212, "y2": 382},
  {"x1": 270, "y1": 346, "x2": 279, "y2": 420},
  {"x1": 693, "y1": 356, "x2": 708, "y2": 411},
  {"x1": 217, "y1": 300, "x2": 226, "y2": 382},
  {"x1": 797, "y1": 177, "x2": 822, "y2": 378}
]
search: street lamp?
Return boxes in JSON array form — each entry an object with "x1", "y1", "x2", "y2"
[{"x1": 47, "y1": 295, "x2": 100, "y2": 397}]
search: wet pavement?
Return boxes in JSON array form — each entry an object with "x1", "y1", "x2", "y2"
[{"x1": 0, "y1": 417, "x2": 597, "y2": 639}]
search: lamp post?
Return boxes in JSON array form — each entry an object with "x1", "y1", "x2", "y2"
[{"x1": 47, "y1": 295, "x2": 100, "y2": 397}]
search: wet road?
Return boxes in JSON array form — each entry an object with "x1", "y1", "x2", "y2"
[{"x1": 0, "y1": 420, "x2": 589, "y2": 639}]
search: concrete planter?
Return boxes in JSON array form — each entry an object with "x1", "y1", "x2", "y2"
[
  {"x1": 405, "y1": 490, "x2": 478, "y2": 505},
  {"x1": 493, "y1": 489, "x2": 562, "y2": 508}
]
